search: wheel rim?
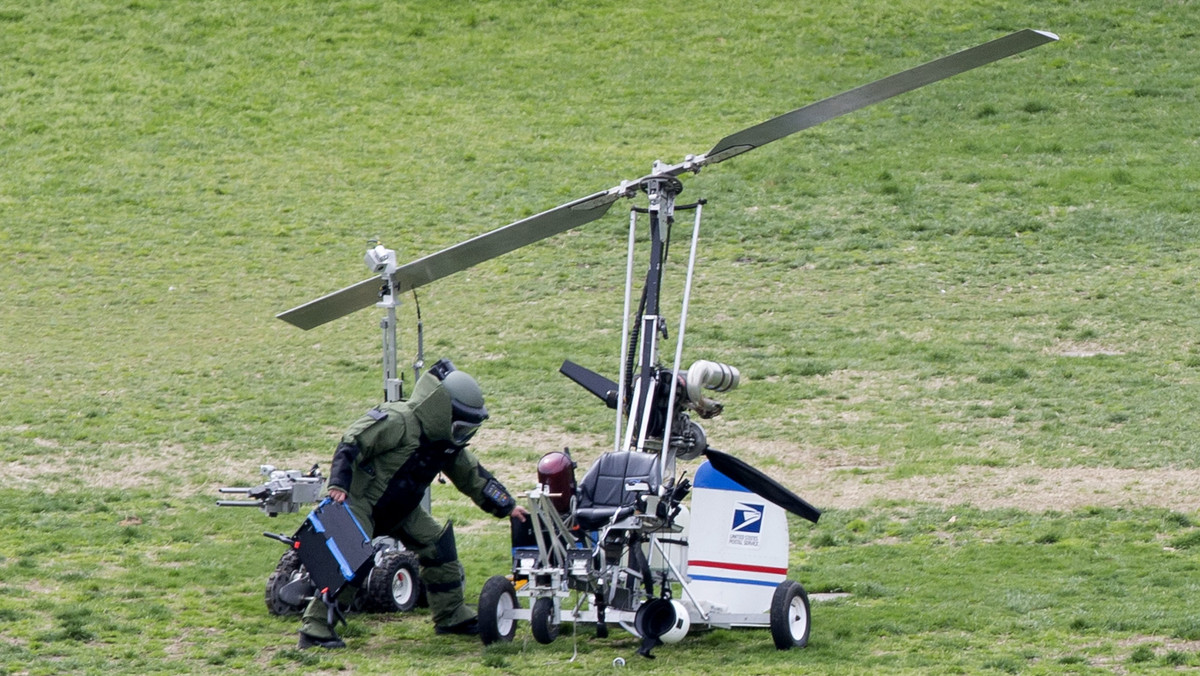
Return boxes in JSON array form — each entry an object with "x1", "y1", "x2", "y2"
[
  {"x1": 392, "y1": 568, "x2": 415, "y2": 607},
  {"x1": 494, "y1": 592, "x2": 516, "y2": 635},
  {"x1": 787, "y1": 595, "x2": 809, "y2": 640},
  {"x1": 538, "y1": 598, "x2": 557, "y2": 624}
]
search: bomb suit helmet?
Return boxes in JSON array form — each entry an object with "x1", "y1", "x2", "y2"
[
  {"x1": 414, "y1": 359, "x2": 488, "y2": 446},
  {"x1": 443, "y1": 370, "x2": 487, "y2": 445}
]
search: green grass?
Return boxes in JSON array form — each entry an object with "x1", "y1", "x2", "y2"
[
  {"x1": 3, "y1": 0, "x2": 1200, "y2": 673},
  {"x1": 3, "y1": 492, "x2": 1200, "y2": 674}
]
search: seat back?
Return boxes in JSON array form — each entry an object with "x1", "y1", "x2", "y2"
[{"x1": 575, "y1": 451, "x2": 661, "y2": 529}]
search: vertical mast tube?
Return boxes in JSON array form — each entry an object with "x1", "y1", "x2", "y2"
[
  {"x1": 660, "y1": 202, "x2": 703, "y2": 480},
  {"x1": 632, "y1": 182, "x2": 671, "y2": 453},
  {"x1": 616, "y1": 209, "x2": 639, "y2": 452}
]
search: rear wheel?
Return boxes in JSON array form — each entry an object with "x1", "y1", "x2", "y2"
[
  {"x1": 530, "y1": 597, "x2": 560, "y2": 644},
  {"x1": 770, "y1": 580, "x2": 811, "y2": 649},
  {"x1": 365, "y1": 550, "x2": 422, "y2": 612},
  {"x1": 478, "y1": 576, "x2": 518, "y2": 645}
]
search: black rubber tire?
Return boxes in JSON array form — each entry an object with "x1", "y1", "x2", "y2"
[
  {"x1": 530, "y1": 597, "x2": 560, "y2": 644},
  {"x1": 264, "y1": 550, "x2": 307, "y2": 616},
  {"x1": 769, "y1": 579, "x2": 811, "y2": 649},
  {"x1": 365, "y1": 550, "x2": 422, "y2": 613},
  {"x1": 478, "y1": 576, "x2": 518, "y2": 645}
]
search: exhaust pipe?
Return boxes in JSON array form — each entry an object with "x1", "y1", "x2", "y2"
[{"x1": 685, "y1": 360, "x2": 740, "y2": 418}]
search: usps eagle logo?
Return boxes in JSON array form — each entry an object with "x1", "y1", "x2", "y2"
[
  {"x1": 732, "y1": 502, "x2": 765, "y2": 532},
  {"x1": 728, "y1": 502, "x2": 765, "y2": 547}
]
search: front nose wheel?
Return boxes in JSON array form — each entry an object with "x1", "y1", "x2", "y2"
[{"x1": 530, "y1": 597, "x2": 560, "y2": 644}]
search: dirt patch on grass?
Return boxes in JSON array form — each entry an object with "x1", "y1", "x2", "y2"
[
  {"x1": 12, "y1": 430, "x2": 1200, "y2": 514},
  {"x1": 718, "y1": 438, "x2": 1200, "y2": 512},
  {"x1": 800, "y1": 464, "x2": 1200, "y2": 512},
  {"x1": 5, "y1": 440, "x2": 327, "y2": 495},
  {"x1": 481, "y1": 433, "x2": 1200, "y2": 513},
  {"x1": 1046, "y1": 340, "x2": 1125, "y2": 357}
]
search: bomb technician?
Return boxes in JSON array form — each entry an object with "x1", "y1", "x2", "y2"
[{"x1": 298, "y1": 359, "x2": 528, "y2": 649}]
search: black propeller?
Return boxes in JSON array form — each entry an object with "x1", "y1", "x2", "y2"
[
  {"x1": 275, "y1": 31, "x2": 1058, "y2": 529},
  {"x1": 278, "y1": 190, "x2": 620, "y2": 330},
  {"x1": 560, "y1": 360, "x2": 619, "y2": 409},
  {"x1": 703, "y1": 448, "x2": 821, "y2": 524}
]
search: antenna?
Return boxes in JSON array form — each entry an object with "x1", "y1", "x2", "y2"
[
  {"x1": 365, "y1": 241, "x2": 432, "y2": 509},
  {"x1": 363, "y1": 241, "x2": 405, "y2": 402}
]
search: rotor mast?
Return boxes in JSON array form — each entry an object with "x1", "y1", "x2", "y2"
[
  {"x1": 625, "y1": 172, "x2": 683, "y2": 454},
  {"x1": 364, "y1": 243, "x2": 411, "y2": 403}
]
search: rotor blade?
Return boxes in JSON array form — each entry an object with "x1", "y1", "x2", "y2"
[
  {"x1": 390, "y1": 189, "x2": 622, "y2": 294},
  {"x1": 276, "y1": 277, "x2": 383, "y2": 330},
  {"x1": 702, "y1": 29, "x2": 1059, "y2": 165},
  {"x1": 702, "y1": 448, "x2": 821, "y2": 524},
  {"x1": 280, "y1": 30, "x2": 1058, "y2": 330},
  {"x1": 277, "y1": 189, "x2": 622, "y2": 329}
]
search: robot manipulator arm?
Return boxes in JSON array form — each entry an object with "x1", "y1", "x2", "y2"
[{"x1": 217, "y1": 465, "x2": 326, "y2": 517}]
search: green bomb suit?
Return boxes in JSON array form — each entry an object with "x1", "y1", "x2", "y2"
[{"x1": 299, "y1": 365, "x2": 516, "y2": 642}]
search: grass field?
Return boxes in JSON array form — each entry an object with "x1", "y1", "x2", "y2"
[{"x1": 2, "y1": 0, "x2": 1199, "y2": 673}]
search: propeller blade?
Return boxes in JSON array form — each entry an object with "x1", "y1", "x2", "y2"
[
  {"x1": 277, "y1": 189, "x2": 622, "y2": 329},
  {"x1": 701, "y1": 29, "x2": 1059, "y2": 165},
  {"x1": 560, "y1": 360, "x2": 619, "y2": 409},
  {"x1": 702, "y1": 448, "x2": 821, "y2": 524}
]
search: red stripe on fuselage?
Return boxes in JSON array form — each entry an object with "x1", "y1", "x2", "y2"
[{"x1": 687, "y1": 559, "x2": 787, "y2": 575}]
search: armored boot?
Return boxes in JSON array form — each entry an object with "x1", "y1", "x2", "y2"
[
  {"x1": 298, "y1": 631, "x2": 346, "y2": 650},
  {"x1": 298, "y1": 594, "x2": 346, "y2": 649},
  {"x1": 406, "y1": 521, "x2": 478, "y2": 634},
  {"x1": 423, "y1": 552, "x2": 477, "y2": 631}
]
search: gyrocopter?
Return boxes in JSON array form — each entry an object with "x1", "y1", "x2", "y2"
[{"x1": 274, "y1": 30, "x2": 1058, "y2": 657}]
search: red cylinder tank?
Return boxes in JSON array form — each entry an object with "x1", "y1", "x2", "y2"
[{"x1": 537, "y1": 450, "x2": 577, "y2": 514}]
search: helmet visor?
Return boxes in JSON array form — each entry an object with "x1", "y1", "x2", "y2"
[
  {"x1": 449, "y1": 398, "x2": 487, "y2": 446},
  {"x1": 451, "y1": 420, "x2": 482, "y2": 446}
]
